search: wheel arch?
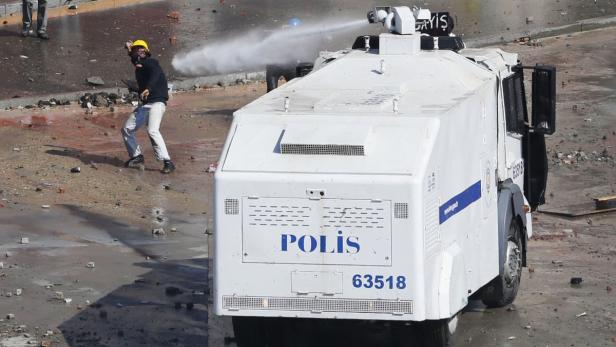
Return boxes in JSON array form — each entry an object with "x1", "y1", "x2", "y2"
[{"x1": 497, "y1": 179, "x2": 528, "y2": 272}]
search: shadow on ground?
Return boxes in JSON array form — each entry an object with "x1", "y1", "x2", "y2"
[
  {"x1": 56, "y1": 206, "x2": 209, "y2": 347},
  {"x1": 46, "y1": 145, "x2": 125, "y2": 168}
]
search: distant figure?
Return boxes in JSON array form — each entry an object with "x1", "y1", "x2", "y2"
[
  {"x1": 121, "y1": 39, "x2": 176, "y2": 174},
  {"x1": 22, "y1": 0, "x2": 48, "y2": 39}
]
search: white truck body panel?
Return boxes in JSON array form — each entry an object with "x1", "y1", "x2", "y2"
[{"x1": 215, "y1": 42, "x2": 521, "y2": 321}]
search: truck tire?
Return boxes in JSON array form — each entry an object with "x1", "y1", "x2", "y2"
[
  {"x1": 481, "y1": 220, "x2": 523, "y2": 307},
  {"x1": 232, "y1": 317, "x2": 266, "y2": 347}
]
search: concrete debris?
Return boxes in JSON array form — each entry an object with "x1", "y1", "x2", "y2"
[
  {"x1": 20, "y1": 237, "x2": 29, "y2": 244},
  {"x1": 152, "y1": 228, "x2": 166, "y2": 235},
  {"x1": 524, "y1": 325, "x2": 532, "y2": 329},
  {"x1": 86, "y1": 261, "x2": 95, "y2": 269},
  {"x1": 576, "y1": 312, "x2": 587, "y2": 318},
  {"x1": 507, "y1": 336, "x2": 516, "y2": 340},
  {"x1": 79, "y1": 91, "x2": 138, "y2": 109},
  {"x1": 6, "y1": 313, "x2": 15, "y2": 320},
  {"x1": 54, "y1": 291, "x2": 64, "y2": 300},
  {"x1": 549, "y1": 148, "x2": 615, "y2": 166},
  {"x1": 41, "y1": 205, "x2": 51, "y2": 209},
  {"x1": 15, "y1": 288, "x2": 22, "y2": 296},
  {"x1": 86, "y1": 76, "x2": 105, "y2": 86},
  {"x1": 207, "y1": 163, "x2": 218, "y2": 173},
  {"x1": 167, "y1": 11, "x2": 181, "y2": 21},
  {"x1": 526, "y1": 16, "x2": 534, "y2": 23},
  {"x1": 170, "y1": 227, "x2": 177, "y2": 232},
  {"x1": 70, "y1": 166, "x2": 81, "y2": 173},
  {"x1": 64, "y1": 298, "x2": 72, "y2": 304},
  {"x1": 19, "y1": 55, "x2": 28, "y2": 59},
  {"x1": 0, "y1": 262, "x2": 3, "y2": 269}
]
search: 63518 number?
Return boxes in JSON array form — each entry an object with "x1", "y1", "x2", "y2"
[{"x1": 352, "y1": 274, "x2": 407, "y2": 289}]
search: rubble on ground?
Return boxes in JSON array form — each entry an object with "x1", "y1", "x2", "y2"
[{"x1": 548, "y1": 148, "x2": 615, "y2": 166}]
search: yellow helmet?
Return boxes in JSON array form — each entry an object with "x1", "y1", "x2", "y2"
[{"x1": 130, "y1": 39, "x2": 149, "y2": 52}]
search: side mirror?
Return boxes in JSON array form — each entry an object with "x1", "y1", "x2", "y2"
[{"x1": 531, "y1": 65, "x2": 556, "y2": 135}]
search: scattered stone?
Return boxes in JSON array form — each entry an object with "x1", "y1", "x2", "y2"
[
  {"x1": 165, "y1": 286, "x2": 183, "y2": 297},
  {"x1": 86, "y1": 76, "x2": 105, "y2": 86},
  {"x1": 0, "y1": 261, "x2": 3, "y2": 269},
  {"x1": 6, "y1": 313, "x2": 15, "y2": 320},
  {"x1": 41, "y1": 205, "x2": 51, "y2": 209},
  {"x1": 15, "y1": 288, "x2": 22, "y2": 296},
  {"x1": 64, "y1": 298, "x2": 72, "y2": 304},
  {"x1": 41, "y1": 341, "x2": 52, "y2": 347},
  {"x1": 526, "y1": 16, "x2": 534, "y2": 23},
  {"x1": 163, "y1": 184, "x2": 171, "y2": 190},
  {"x1": 524, "y1": 325, "x2": 532, "y2": 329},
  {"x1": 20, "y1": 237, "x2": 29, "y2": 244},
  {"x1": 70, "y1": 166, "x2": 81, "y2": 173},
  {"x1": 575, "y1": 312, "x2": 587, "y2": 318},
  {"x1": 570, "y1": 277, "x2": 583, "y2": 286},
  {"x1": 86, "y1": 262, "x2": 95, "y2": 269},
  {"x1": 167, "y1": 11, "x2": 180, "y2": 21},
  {"x1": 152, "y1": 228, "x2": 166, "y2": 235},
  {"x1": 207, "y1": 163, "x2": 218, "y2": 173},
  {"x1": 170, "y1": 227, "x2": 177, "y2": 232},
  {"x1": 507, "y1": 336, "x2": 516, "y2": 340}
]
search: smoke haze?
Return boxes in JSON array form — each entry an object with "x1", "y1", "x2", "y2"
[{"x1": 172, "y1": 18, "x2": 367, "y2": 76}]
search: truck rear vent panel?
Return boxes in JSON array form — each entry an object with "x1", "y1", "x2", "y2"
[
  {"x1": 223, "y1": 296, "x2": 412, "y2": 314},
  {"x1": 246, "y1": 205, "x2": 311, "y2": 227},
  {"x1": 225, "y1": 199, "x2": 239, "y2": 215},
  {"x1": 394, "y1": 203, "x2": 408, "y2": 219},
  {"x1": 246, "y1": 204, "x2": 386, "y2": 229},
  {"x1": 280, "y1": 144, "x2": 364, "y2": 156}
]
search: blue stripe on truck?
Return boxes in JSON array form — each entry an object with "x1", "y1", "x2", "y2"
[{"x1": 439, "y1": 181, "x2": 482, "y2": 224}]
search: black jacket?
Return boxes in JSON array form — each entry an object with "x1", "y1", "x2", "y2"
[{"x1": 135, "y1": 58, "x2": 169, "y2": 104}]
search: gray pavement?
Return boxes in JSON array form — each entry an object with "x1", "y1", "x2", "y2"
[{"x1": 2, "y1": 0, "x2": 616, "y2": 99}]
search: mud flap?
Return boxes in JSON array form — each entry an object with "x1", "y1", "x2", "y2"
[{"x1": 438, "y1": 243, "x2": 468, "y2": 317}]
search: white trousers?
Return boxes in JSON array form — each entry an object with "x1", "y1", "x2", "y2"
[{"x1": 121, "y1": 102, "x2": 171, "y2": 161}]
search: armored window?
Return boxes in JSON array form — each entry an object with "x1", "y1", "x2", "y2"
[{"x1": 502, "y1": 68, "x2": 528, "y2": 134}]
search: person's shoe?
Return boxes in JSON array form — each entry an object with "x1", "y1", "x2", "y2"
[
  {"x1": 37, "y1": 31, "x2": 49, "y2": 40},
  {"x1": 22, "y1": 27, "x2": 33, "y2": 37},
  {"x1": 125, "y1": 154, "x2": 144, "y2": 168},
  {"x1": 161, "y1": 160, "x2": 175, "y2": 174}
]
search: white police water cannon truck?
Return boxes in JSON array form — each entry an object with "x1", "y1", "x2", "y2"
[{"x1": 214, "y1": 6, "x2": 556, "y2": 347}]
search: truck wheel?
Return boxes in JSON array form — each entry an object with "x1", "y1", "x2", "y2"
[
  {"x1": 481, "y1": 220, "x2": 523, "y2": 308},
  {"x1": 232, "y1": 317, "x2": 266, "y2": 347}
]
